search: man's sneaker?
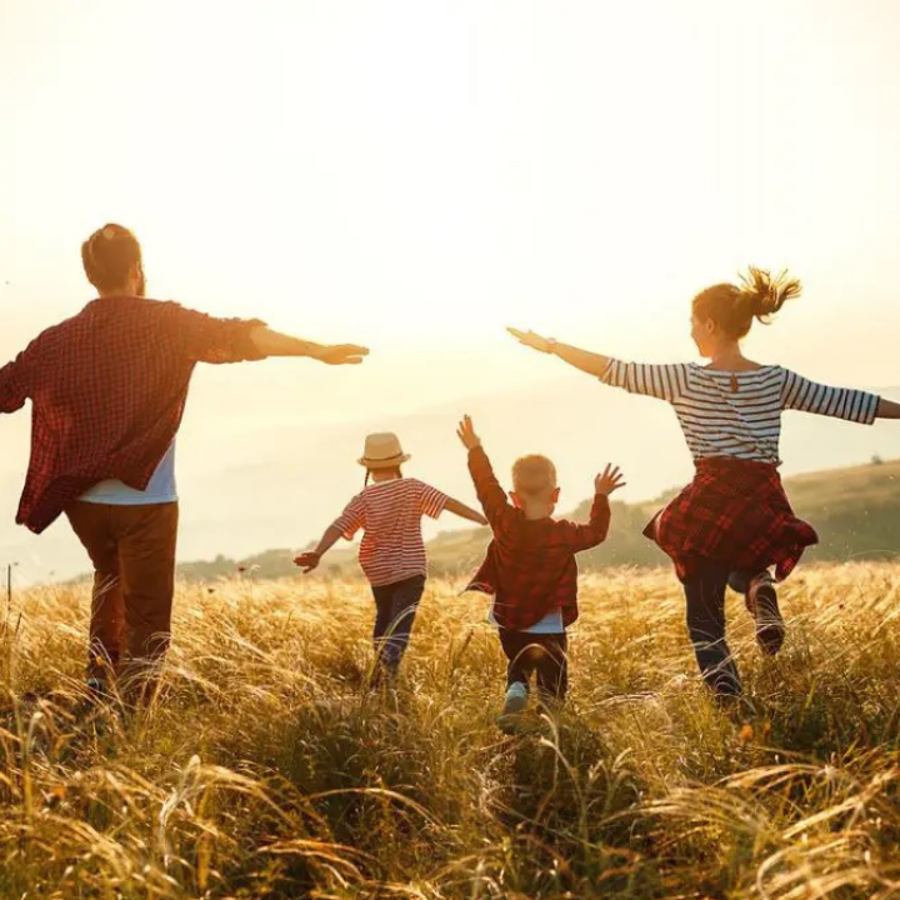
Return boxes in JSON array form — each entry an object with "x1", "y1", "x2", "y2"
[{"x1": 746, "y1": 574, "x2": 785, "y2": 656}]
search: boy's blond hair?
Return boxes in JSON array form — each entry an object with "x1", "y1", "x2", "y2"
[{"x1": 512, "y1": 454, "x2": 557, "y2": 497}]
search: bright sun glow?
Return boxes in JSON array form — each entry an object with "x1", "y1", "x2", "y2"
[{"x1": 4, "y1": 0, "x2": 900, "y2": 377}]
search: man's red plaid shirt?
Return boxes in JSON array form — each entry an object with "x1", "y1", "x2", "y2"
[
  {"x1": 464, "y1": 445, "x2": 611, "y2": 631},
  {"x1": 0, "y1": 295, "x2": 265, "y2": 533},
  {"x1": 644, "y1": 456, "x2": 819, "y2": 583}
]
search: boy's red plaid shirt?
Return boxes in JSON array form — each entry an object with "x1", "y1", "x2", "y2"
[
  {"x1": 465, "y1": 446, "x2": 610, "y2": 630},
  {"x1": 645, "y1": 456, "x2": 819, "y2": 582},
  {"x1": 0, "y1": 296, "x2": 264, "y2": 533}
]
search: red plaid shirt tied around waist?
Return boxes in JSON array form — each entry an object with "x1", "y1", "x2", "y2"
[
  {"x1": 645, "y1": 457, "x2": 818, "y2": 583},
  {"x1": 464, "y1": 446, "x2": 611, "y2": 631},
  {"x1": 0, "y1": 296, "x2": 265, "y2": 533}
]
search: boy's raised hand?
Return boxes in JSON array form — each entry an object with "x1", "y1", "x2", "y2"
[
  {"x1": 457, "y1": 415, "x2": 482, "y2": 450},
  {"x1": 294, "y1": 551, "x2": 320, "y2": 573},
  {"x1": 595, "y1": 464, "x2": 626, "y2": 497}
]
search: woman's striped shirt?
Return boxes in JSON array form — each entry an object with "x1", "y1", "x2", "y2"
[
  {"x1": 600, "y1": 361, "x2": 880, "y2": 465},
  {"x1": 333, "y1": 477, "x2": 449, "y2": 587}
]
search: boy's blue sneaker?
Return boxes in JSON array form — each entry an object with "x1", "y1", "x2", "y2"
[
  {"x1": 501, "y1": 681, "x2": 528, "y2": 715},
  {"x1": 498, "y1": 682, "x2": 529, "y2": 734}
]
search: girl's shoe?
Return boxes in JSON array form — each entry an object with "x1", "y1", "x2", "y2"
[
  {"x1": 746, "y1": 574, "x2": 785, "y2": 656},
  {"x1": 86, "y1": 677, "x2": 109, "y2": 698}
]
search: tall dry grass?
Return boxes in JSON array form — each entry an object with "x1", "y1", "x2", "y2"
[{"x1": 2, "y1": 564, "x2": 900, "y2": 898}]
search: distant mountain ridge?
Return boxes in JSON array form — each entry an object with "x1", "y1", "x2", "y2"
[
  {"x1": 176, "y1": 455, "x2": 900, "y2": 583},
  {"x1": 13, "y1": 375, "x2": 900, "y2": 585}
]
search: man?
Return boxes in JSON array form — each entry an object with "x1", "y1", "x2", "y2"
[{"x1": 0, "y1": 223, "x2": 368, "y2": 698}]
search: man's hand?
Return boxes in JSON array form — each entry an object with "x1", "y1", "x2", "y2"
[
  {"x1": 594, "y1": 464, "x2": 626, "y2": 497},
  {"x1": 315, "y1": 344, "x2": 370, "y2": 366},
  {"x1": 507, "y1": 327, "x2": 553, "y2": 354},
  {"x1": 457, "y1": 415, "x2": 482, "y2": 450},
  {"x1": 294, "y1": 551, "x2": 321, "y2": 573}
]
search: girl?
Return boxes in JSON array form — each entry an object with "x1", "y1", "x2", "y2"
[
  {"x1": 509, "y1": 268, "x2": 900, "y2": 697},
  {"x1": 295, "y1": 432, "x2": 487, "y2": 683}
]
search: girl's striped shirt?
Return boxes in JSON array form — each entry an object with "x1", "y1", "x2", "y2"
[
  {"x1": 601, "y1": 361, "x2": 880, "y2": 465},
  {"x1": 333, "y1": 478, "x2": 449, "y2": 587}
]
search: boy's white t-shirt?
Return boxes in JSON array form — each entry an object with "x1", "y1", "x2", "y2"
[
  {"x1": 79, "y1": 441, "x2": 178, "y2": 505},
  {"x1": 488, "y1": 604, "x2": 565, "y2": 634}
]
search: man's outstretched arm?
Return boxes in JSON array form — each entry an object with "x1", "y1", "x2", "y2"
[{"x1": 249, "y1": 326, "x2": 368, "y2": 365}]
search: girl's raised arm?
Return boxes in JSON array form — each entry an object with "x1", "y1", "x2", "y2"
[{"x1": 443, "y1": 497, "x2": 488, "y2": 526}]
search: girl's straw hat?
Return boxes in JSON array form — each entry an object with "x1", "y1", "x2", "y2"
[{"x1": 358, "y1": 432, "x2": 411, "y2": 469}]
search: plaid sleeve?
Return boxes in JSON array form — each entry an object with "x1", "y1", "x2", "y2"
[
  {"x1": 161, "y1": 302, "x2": 268, "y2": 364},
  {"x1": 333, "y1": 494, "x2": 365, "y2": 540},
  {"x1": 781, "y1": 369, "x2": 879, "y2": 424},
  {"x1": 600, "y1": 359, "x2": 688, "y2": 401},
  {"x1": 555, "y1": 495, "x2": 611, "y2": 552},
  {"x1": 0, "y1": 352, "x2": 29, "y2": 414},
  {"x1": 468, "y1": 446, "x2": 513, "y2": 530},
  {"x1": 417, "y1": 481, "x2": 449, "y2": 519}
]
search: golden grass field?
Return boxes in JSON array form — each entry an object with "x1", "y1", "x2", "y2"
[{"x1": 3, "y1": 564, "x2": 900, "y2": 899}]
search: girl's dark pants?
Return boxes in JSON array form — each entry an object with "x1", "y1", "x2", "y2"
[
  {"x1": 371, "y1": 575, "x2": 426, "y2": 679},
  {"x1": 684, "y1": 560, "x2": 756, "y2": 696},
  {"x1": 498, "y1": 629, "x2": 568, "y2": 700}
]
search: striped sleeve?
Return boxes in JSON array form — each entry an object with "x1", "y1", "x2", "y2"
[
  {"x1": 781, "y1": 370, "x2": 879, "y2": 424},
  {"x1": 333, "y1": 494, "x2": 366, "y2": 539},
  {"x1": 417, "y1": 481, "x2": 449, "y2": 519},
  {"x1": 599, "y1": 359, "x2": 689, "y2": 401}
]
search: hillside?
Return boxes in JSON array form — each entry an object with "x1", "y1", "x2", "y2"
[{"x1": 177, "y1": 455, "x2": 900, "y2": 582}]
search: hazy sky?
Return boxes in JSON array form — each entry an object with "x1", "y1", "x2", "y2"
[
  {"x1": 3, "y1": 0, "x2": 900, "y2": 381},
  {"x1": 1, "y1": 1, "x2": 900, "y2": 581}
]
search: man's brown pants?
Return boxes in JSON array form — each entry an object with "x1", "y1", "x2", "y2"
[{"x1": 66, "y1": 502, "x2": 179, "y2": 690}]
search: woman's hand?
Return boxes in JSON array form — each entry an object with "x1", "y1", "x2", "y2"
[
  {"x1": 594, "y1": 464, "x2": 626, "y2": 497},
  {"x1": 314, "y1": 344, "x2": 370, "y2": 365},
  {"x1": 507, "y1": 327, "x2": 553, "y2": 354},
  {"x1": 294, "y1": 551, "x2": 320, "y2": 573}
]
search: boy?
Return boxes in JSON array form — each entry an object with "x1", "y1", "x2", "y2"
[{"x1": 456, "y1": 416, "x2": 624, "y2": 724}]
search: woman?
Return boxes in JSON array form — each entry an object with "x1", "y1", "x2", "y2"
[{"x1": 509, "y1": 268, "x2": 900, "y2": 697}]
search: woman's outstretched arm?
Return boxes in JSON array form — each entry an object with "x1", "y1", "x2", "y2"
[
  {"x1": 877, "y1": 398, "x2": 900, "y2": 419},
  {"x1": 507, "y1": 327, "x2": 688, "y2": 401},
  {"x1": 507, "y1": 328, "x2": 610, "y2": 377}
]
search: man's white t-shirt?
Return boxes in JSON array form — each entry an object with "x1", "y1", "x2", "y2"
[{"x1": 79, "y1": 441, "x2": 178, "y2": 505}]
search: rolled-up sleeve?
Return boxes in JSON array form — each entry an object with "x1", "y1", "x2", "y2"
[
  {"x1": 0, "y1": 353, "x2": 30, "y2": 413},
  {"x1": 781, "y1": 370, "x2": 879, "y2": 424},
  {"x1": 162, "y1": 302, "x2": 268, "y2": 364}
]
